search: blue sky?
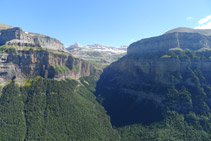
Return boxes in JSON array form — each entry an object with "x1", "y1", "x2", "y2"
[{"x1": 1, "y1": 0, "x2": 211, "y2": 47}]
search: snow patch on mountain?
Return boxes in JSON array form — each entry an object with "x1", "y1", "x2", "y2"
[{"x1": 67, "y1": 43, "x2": 127, "y2": 55}]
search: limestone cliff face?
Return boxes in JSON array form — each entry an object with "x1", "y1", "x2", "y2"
[
  {"x1": 96, "y1": 29, "x2": 211, "y2": 127},
  {"x1": 97, "y1": 56, "x2": 211, "y2": 127},
  {"x1": 0, "y1": 27, "x2": 66, "y2": 51},
  {"x1": 98, "y1": 55, "x2": 211, "y2": 95},
  {"x1": 0, "y1": 25, "x2": 97, "y2": 85},
  {"x1": 127, "y1": 32, "x2": 211, "y2": 55},
  {"x1": 0, "y1": 50, "x2": 97, "y2": 85}
]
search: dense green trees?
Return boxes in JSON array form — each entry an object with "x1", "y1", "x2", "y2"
[
  {"x1": 0, "y1": 81, "x2": 26, "y2": 140},
  {"x1": 0, "y1": 78, "x2": 120, "y2": 140},
  {"x1": 119, "y1": 111, "x2": 211, "y2": 140},
  {"x1": 0, "y1": 73, "x2": 211, "y2": 140}
]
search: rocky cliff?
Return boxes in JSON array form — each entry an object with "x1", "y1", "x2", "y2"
[
  {"x1": 0, "y1": 24, "x2": 99, "y2": 85},
  {"x1": 0, "y1": 47, "x2": 97, "y2": 86},
  {"x1": 128, "y1": 31, "x2": 211, "y2": 55},
  {"x1": 0, "y1": 27, "x2": 66, "y2": 51},
  {"x1": 96, "y1": 28, "x2": 211, "y2": 127}
]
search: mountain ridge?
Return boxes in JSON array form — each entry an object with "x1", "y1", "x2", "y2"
[
  {"x1": 0, "y1": 26, "x2": 66, "y2": 52},
  {"x1": 127, "y1": 31, "x2": 211, "y2": 55},
  {"x1": 0, "y1": 23, "x2": 13, "y2": 30},
  {"x1": 67, "y1": 43, "x2": 127, "y2": 69},
  {"x1": 67, "y1": 43, "x2": 127, "y2": 55},
  {"x1": 165, "y1": 27, "x2": 211, "y2": 35}
]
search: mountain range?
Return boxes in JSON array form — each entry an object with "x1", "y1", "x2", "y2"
[
  {"x1": 0, "y1": 24, "x2": 211, "y2": 140},
  {"x1": 67, "y1": 43, "x2": 127, "y2": 69}
]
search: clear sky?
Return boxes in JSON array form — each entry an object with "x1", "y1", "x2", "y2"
[{"x1": 1, "y1": 0, "x2": 211, "y2": 47}]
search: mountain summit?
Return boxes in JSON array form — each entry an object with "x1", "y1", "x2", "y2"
[
  {"x1": 165, "y1": 27, "x2": 211, "y2": 35},
  {"x1": 0, "y1": 24, "x2": 66, "y2": 51},
  {"x1": 128, "y1": 27, "x2": 211, "y2": 55}
]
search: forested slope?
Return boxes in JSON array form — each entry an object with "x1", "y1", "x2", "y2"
[{"x1": 0, "y1": 77, "x2": 120, "y2": 140}]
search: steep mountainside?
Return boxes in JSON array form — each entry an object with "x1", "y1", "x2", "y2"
[
  {"x1": 0, "y1": 77, "x2": 120, "y2": 140},
  {"x1": 0, "y1": 24, "x2": 98, "y2": 86},
  {"x1": 96, "y1": 28, "x2": 211, "y2": 140},
  {"x1": 0, "y1": 24, "x2": 120, "y2": 140},
  {"x1": 0, "y1": 46, "x2": 97, "y2": 85}
]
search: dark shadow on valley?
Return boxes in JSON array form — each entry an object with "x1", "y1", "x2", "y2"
[{"x1": 95, "y1": 88, "x2": 164, "y2": 128}]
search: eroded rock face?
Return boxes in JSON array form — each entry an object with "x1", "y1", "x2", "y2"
[
  {"x1": 127, "y1": 32, "x2": 211, "y2": 55},
  {"x1": 0, "y1": 27, "x2": 66, "y2": 51},
  {"x1": 0, "y1": 50, "x2": 97, "y2": 84},
  {"x1": 0, "y1": 26, "x2": 98, "y2": 85}
]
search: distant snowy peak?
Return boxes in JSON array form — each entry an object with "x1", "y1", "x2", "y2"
[
  {"x1": 67, "y1": 43, "x2": 127, "y2": 55},
  {"x1": 68, "y1": 42, "x2": 82, "y2": 49}
]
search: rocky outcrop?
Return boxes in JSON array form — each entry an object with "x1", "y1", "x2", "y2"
[
  {"x1": 0, "y1": 27, "x2": 66, "y2": 51},
  {"x1": 0, "y1": 49, "x2": 97, "y2": 85},
  {"x1": 127, "y1": 32, "x2": 211, "y2": 55}
]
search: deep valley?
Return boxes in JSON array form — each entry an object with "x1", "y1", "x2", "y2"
[{"x1": 0, "y1": 24, "x2": 211, "y2": 140}]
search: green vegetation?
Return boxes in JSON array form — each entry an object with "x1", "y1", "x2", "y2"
[
  {"x1": 118, "y1": 111, "x2": 211, "y2": 140},
  {"x1": 167, "y1": 49, "x2": 211, "y2": 61},
  {"x1": 0, "y1": 45, "x2": 69, "y2": 56},
  {"x1": 0, "y1": 81, "x2": 26, "y2": 140},
  {"x1": 49, "y1": 51, "x2": 70, "y2": 56},
  {"x1": 86, "y1": 51, "x2": 102, "y2": 57},
  {"x1": 1, "y1": 45, "x2": 211, "y2": 140},
  {"x1": 104, "y1": 64, "x2": 211, "y2": 140},
  {"x1": 0, "y1": 45, "x2": 7, "y2": 53},
  {"x1": 1, "y1": 69, "x2": 211, "y2": 140},
  {"x1": 0, "y1": 45, "x2": 48, "y2": 54},
  {"x1": 80, "y1": 73, "x2": 100, "y2": 93},
  {"x1": 95, "y1": 50, "x2": 211, "y2": 140},
  {"x1": 53, "y1": 65, "x2": 70, "y2": 72},
  {"x1": 88, "y1": 60, "x2": 109, "y2": 69},
  {"x1": 0, "y1": 78, "x2": 120, "y2": 140},
  {"x1": 0, "y1": 45, "x2": 17, "y2": 53},
  {"x1": 116, "y1": 64, "x2": 211, "y2": 140},
  {"x1": 74, "y1": 65, "x2": 79, "y2": 72},
  {"x1": 24, "y1": 46, "x2": 45, "y2": 52}
]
